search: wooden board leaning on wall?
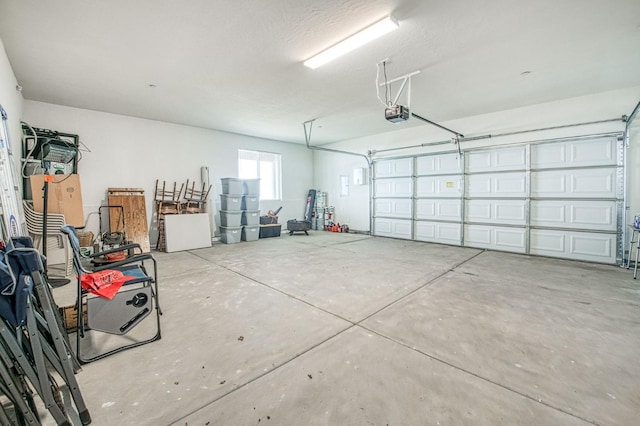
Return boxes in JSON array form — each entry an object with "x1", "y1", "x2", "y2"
[{"x1": 107, "y1": 188, "x2": 150, "y2": 253}]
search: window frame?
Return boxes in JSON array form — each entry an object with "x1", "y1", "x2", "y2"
[{"x1": 238, "y1": 149, "x2": 282, "y2": 201}]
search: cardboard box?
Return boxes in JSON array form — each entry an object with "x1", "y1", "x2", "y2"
[
  {"x1": 58, "y1": 303, "x2": 87, "y2": 333},
  {"x1": 30, "y1": 174, "x2": 85, "y2": 227}
]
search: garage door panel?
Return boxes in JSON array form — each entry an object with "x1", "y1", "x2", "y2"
[
  {"x1": 467, "y1": 202, "x2": 491, "y2": 221},
  {"x1": 375, "y1": 199, "x2": 392, "y2": 216},
  {"x1": 495, "y1": 228, "x2": 526, "y2": 249},
  {"x1": 531, "y1": 168, "x2": 616, "y2": 198},
  {"x1": 531, "y1": 200, "x2": 616, "y2": 231},
  {"x1": 375, "y1": 198, "x2": 412, "y2": 218},
  {"x1": 415, "y1": 221, "x2": 461, "y2": 244},
  {"x1": 416, "y1": 199, "x2": 461, "y2": 221},
  {"x1": 496, "y1": 176, "x2": 526, "y2": 194},
  {"x1": 467, "y1": 176, "x2": 492, "y2": 195},
  {"x1": 438, "y1": 201, "x2": 462, "y2": 220},
  {"x1": 375, "y1": 178, "x2": 413, "y2": 197},
  {"x1": 466, "y1": 226, "x2": 491, "y2": 245},
  {"x1": 416, "y1": 199, "x2": 436, "y2": 217},
  {"x1": 570, "y1": 139, "x2": 617, "y2": 165},
  {"x1": 466, "y1": 200, "x2": 526, "y2": 225},
  {"x1": 495, "y1": 203, "x2": 526, "y2": 223},
  {"x1": 532, "y1": 144, "x2": 565, "y2": 168},
  {"x1": 530, "y1": 229, "x2": 616, "y2": 263},
  {"x1": 465, "y1": 200, "x2": 526, "y2": 225},
  {"x1": 416, "y1": 153, "x2": 462, "y2": 175},
  {"x1": 532, "y1": 173, "x2": 566, "y2": 195},
  {"x1": 464, "y1": 225, "x2": 526, "y2": 252},
  {"x1": 531, "y1": 203, "x2": 566, "y2": 226},
  {"x1": 375, "y1": 162, "x2": 393, "y2": 178},
  {"x1": 375, "y1": 158, "x2": 413, "y2": 177},
  {"x1": 467, "y1": 146, "x2": 526, "y2": 172},
  {"x1": 572, "y1": 235, "x2": 612, "y2": 257},
  {"x1": 374, "y1": 218, "x2": 412, "y2": 239},
  {"x1": 571, "y1": 173, "x2": 613, "y2": 194},
  {"x1": 530, "y1": 231, "x2": 565, "y2": 253},
  {"x1": 571, "y1": 204, "x2": 614, "y2": 229},
  {"x1": 375, "y1": 218, "x2": 393, "y2": 234},
  {"x1": 467, "y1": 173, "x2": 526, "y2": 197},
  {"x1": 416, "y1": 175, "x2": 462, "y2": 197},
  {"x1": 494, "y1": 147, "x2": 526, "y2": 170},
  {"x1": 531, "y1": 138, "x2": 617, "y2": 169}
]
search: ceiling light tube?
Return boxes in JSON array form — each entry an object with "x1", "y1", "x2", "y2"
[{"x1": 304, "y1": 16, "x2": 399, "y2": 69}]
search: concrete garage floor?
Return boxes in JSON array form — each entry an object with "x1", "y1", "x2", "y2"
[{"x1": 48, "y1": 231, "x2": 640, "y2": 425}]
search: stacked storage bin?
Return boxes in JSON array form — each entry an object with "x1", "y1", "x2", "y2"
[
  {"x1": 220, "y1": 178, "x2": 243, "y2": 244},
  {"x1": 241, "y1": 179, "x2": 260, "y2": 242}
]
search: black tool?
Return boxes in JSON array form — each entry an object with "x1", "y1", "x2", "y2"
[{"x1": 120, "y1": 308, "x2": 150, "y2": 333}]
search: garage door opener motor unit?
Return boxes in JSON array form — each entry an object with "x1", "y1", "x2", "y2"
[
  {"x1": 385, "y1": 104, "x2": 410, "y2": 123},
  {"x1": 377, "y1": 60, "x2": 464, "y2": 145}
]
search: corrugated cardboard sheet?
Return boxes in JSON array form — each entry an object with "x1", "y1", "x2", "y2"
[{"x1": 30, "y1": 174, "x2": 85, "y2": 227}]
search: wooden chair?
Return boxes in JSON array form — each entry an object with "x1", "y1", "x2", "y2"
[
  {"x1": 154, "y1": 180, "x2": 183, "y2": 215},
  {"x1": 182, "y1": 179, "x2": 212, "y2": 214},
  {"x1": 154, "y1": 180, "x2": 184, "y2": 250}
]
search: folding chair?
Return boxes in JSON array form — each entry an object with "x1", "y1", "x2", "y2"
[
  {"x1": 61, "y1": 225, "x2": 161, "y2": 364},
  {"x1": 0, "y1": 249, "x2": 41, "y2": 425},
  {"x1": 0, "y1": 236, "x2": 91, "y2": 425}
]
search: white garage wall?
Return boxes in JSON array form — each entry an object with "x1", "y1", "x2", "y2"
[
  {"x1": 22, "y1": 101, "x2": 313, "y2": 238},
  {"x1": 0, "y1": 37, "x2": 24, "y2": 175},
  {"x1": 314, "y1": 87, "x2": 640, "y2": 235},
  {"x1": 312, "y1": 150, "x2": 371, "y2": 231}
]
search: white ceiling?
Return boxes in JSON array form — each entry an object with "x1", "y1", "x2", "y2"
[{"x1": 1, "y1": 0, "x2": 639, "y2": 144}]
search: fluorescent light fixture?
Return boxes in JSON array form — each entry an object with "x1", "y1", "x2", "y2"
[{"x1": 304, "y1": 16, "x2": 398, "y2": 69}]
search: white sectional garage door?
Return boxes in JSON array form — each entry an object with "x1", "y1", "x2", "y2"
[
  {"x1": 528, "y1": 138, "x2": 620, "y2": 263},
  {"x1": 414, "y1": 153, "x2": 463, "y2": 244},
  {"x1": 372, "y1": 135, "x2": 623, "y2": 264},
  {"x1": 373, "y1": 158, "x2": 413, "y2": 239},
  {"x1": 465, "y1": 146, "x2": 528, "y2": 253}
]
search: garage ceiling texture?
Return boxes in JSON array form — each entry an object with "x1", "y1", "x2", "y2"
[{"x1": 0, "y1": 0, "x2": 639, "y2": 144}]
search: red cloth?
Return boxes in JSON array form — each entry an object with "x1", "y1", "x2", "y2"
[{"x1": 80, "y1": 269, "x2": 126, "y2": 299}]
